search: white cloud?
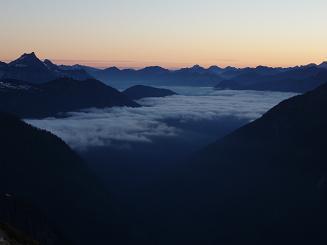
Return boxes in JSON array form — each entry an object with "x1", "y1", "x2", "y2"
[{"x1": 26, "y1": 88, "x2": 297, "y2": 150}]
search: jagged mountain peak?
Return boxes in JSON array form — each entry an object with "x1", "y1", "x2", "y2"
[
  {"x1": 17, "y1": 52, "x2": 39, "y2": 62},
  {"x1": 22, "y1": 52, "x2": 37, "y2": 57},
  {"x1": 9, "y1": 52, "x2": 45, "y2": 68},
  {"x1": 191, "y1": 64, "x2": 205, "y2": 69}
]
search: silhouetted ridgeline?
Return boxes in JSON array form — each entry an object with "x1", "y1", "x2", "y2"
[
  {"x1": 0, "y1": 112, "x2": 130, "y2": 245},
  {"x1": 123, "y1": 85, "x2": 177, "y2": 100},
  {"x1": 0, "y1": 53, "x2": 91, "y2": 83},
  {"x1": 1, "y1": 52, "x2": 327, "y2": 92},
  {"x1": 92, "y1": 65, "x2": 222, "y2": 87},
  {"x1": 0, "y1": 78, "x2": 138, "y2": 118},
  {"x1": 215, "y1": 65, "x2": 327, "y2": 92},
  {"x1": 169, "y1": 82, "x2": 327, "y2": 244},
  {"x1": 88, "y1": 63, "x2": 327, "y2": 92}
]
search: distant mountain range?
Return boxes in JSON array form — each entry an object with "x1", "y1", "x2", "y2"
[
  {"x1": 91, "y1": 65, "x2": 223, "y2": 87},
  {"x1": 172, "y1": 81, "x2": 327, "y2": 244},
  {"x1": 1, "y1": 52, "x2": 327, "y2": 92},
  {"x1": 215, "y1": 65, "x2": 327, "y2": 92},
  {"x1": 87, "y1": 63, "x2": 327, "y2": 92},
  {"x1": 0, "y1": 78, "x2": 138, "y2": 118},
  {"x1": 0, "y1": 112, "x2": 130, "y2": 245}
]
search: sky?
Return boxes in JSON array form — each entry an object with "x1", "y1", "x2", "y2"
[{"x1": 1, "y1": 0, "x2": 327, "y2": 68}]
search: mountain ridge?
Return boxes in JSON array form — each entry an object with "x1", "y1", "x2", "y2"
[
  {"x1": 1, "y1": 52, "x2": 327, "y2": 91},
  {"x1": 172, "y1": 81, "x2": 327, "y2": 244},
  {"x1": 1, "y1": 53, "x2": 93, "y2": 83},
  {"x1": 0, "y1": 77, "x2": 139, "y2": 118},
  {"x1": 0, "y1": 112, "x2": 130, "y2": 245}
]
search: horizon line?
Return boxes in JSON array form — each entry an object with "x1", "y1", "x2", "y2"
[{"x1": 1, "y1": 54, "x2": 326, "y2": 70}]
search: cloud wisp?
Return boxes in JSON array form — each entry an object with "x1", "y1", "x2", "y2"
[{"x1": 26, "y1": 88, "x2": 297, "y2": 150}]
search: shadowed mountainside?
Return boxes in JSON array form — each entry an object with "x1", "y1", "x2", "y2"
[
  {"x1": 0, "y1": 194, "x2": 69, "y2": 245},
  {"x1": 0, "y1": 112, "x2": 130, "y2": 245},
  {"x1": 168, "y1": 82, "x2": 327, "y2": 244},
  {"x1": 0, "y1": 78, "x2": 138, "y2": 118}
]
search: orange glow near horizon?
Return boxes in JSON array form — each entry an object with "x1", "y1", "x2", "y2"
[
  {"x1": 1, "y1": 0, "x2": 327, "y2": 69},
  {"x1": 2, "y1": 52, "x2": 327, "y2": 70}
]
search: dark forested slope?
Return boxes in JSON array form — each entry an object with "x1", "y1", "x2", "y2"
[
  {"x1": 0, "y1": 112, "x2": 129, "y2": 245},
  {"x1": 178, "y1": 82, "x2": 327, "y2": 244}
]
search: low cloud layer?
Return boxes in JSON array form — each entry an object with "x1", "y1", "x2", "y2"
[{"x1": 26, "y1": 88, "x2": 296, "y2": 150}]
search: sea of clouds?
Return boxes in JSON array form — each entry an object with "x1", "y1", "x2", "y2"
[{"x1": 26, "y1": 88, "x2": 296, "y2": 150}]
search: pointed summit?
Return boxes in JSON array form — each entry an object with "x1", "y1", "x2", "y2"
[
  {"x1": 18, "y1": 52, "x2": 38, "y2": 62},
  {"x1": 4, "y1": 52, "x2": 56, "y2": 83},
  {"x1": 190, "y1": 64, "x2": 207, "y2": 73},
  {"x1": 22, "y1": 51, "x2": 36, "y2": 57},
  {"x1": 9, "y1": 52, "x2": 46, "y2": 69}
]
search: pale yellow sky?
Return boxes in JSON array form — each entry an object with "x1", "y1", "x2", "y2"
[{"x1": 1, "y1": 0, "x2": 327, "y2": 68}]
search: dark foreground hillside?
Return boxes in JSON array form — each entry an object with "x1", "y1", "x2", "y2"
[
  {"x1": 0, "y1": 112, "x2": 129, "y2": 245},
  {"x1": 172, "y1": 82, "x2": 327, "y2": 244},
  {"x1": 0, "y1": 193, "x2": 70, "y2": 245},
  {"x1": 0, "y1": 222, "x2": 39, "y2": 245}
]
